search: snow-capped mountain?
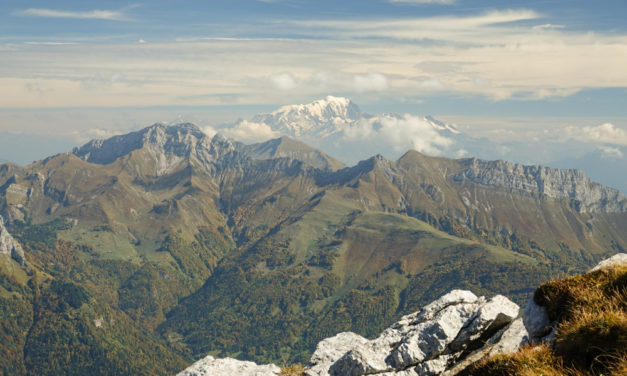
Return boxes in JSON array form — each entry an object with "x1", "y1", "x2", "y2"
[
  {"x1": 224, "y1": 96, "x2": 466, "y2": 166},
  {"x1": 251, "y1": 96, "x2": 361, "y2": 139},
  {"x1": 248, "y1": 96, "x2": 461, "y2": 141}
]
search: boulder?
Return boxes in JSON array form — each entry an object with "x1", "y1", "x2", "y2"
[
  {"x1": 522, "y1": 297, "x2": 552, "y2": 341},
  {"x1": 306, "y1": 332, "x2": 369, "y2": 376},
  {"x1": 315, "y1": 290, "x2": 519, "y2": 376},
  {"x1": 488, "y1": 318, "x2": 529, "y2": 356},
  {"x1": 176, "y1": 355, "x2": 280, "y2": 376}
]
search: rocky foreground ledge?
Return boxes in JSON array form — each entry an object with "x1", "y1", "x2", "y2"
[{"x1": 177, "y1": 254, "x2": 627, "y2": 376}]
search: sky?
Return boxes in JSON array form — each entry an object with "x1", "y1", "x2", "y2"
[{"x1": 0, "y1": 0, "x2": 626, "y2": 184}]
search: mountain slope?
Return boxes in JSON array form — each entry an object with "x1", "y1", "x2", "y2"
[{"x1": 0, "y1": 123, "x2": 626, "y2": 372}]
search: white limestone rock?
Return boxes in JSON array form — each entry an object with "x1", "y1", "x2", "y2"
[
  {"x1": 488, "y1": 318, "x2": 529, "y2": 356},
  {"x1": 377, "y1": 369, "x2": 419, "y2": 376},
  {"x1": 177, "y1": 355, "x2": 280, "y2": 376},
  {"x1": 415, "y1": 354, "x2": 454, "y2": 376},
  {"x1": 318, "y1": 290, "x2": 518, "y2": 376},
  {"x1": 449, "y1": 295, "x2": 520, "y2": 352},
  {"x1": 589, "y1": 253, "x2": 627, "y2": 272},
  {"x1": 389, "y1": 300, "x2": 480, "y2": 368},
  {"x1": 0, "y1": 215, "x2": 27, "y2": 266},
  {"x1": 522, "y1": 297, "x2": 552, "y2": 341},
  {"x1": 305, "y1": 332, "x2": 368, "y2": 376}
]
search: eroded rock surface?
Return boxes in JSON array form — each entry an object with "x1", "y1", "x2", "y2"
[
  {"x1": 589, "y1": 253, "x2": 627, "y2": 272},
  {"x1": 176, "y1": 355, "x2": 280, "y2": 376},
  {"x1": 306, "y1": 290, "x2": 520, "y2": 376}
]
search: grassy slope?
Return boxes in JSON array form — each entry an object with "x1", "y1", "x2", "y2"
[
  {"x1": 160, "y1": 195, "x2": 555, "y2": 364},
  {"x1": 464, "y1": 264, "x2": 627, "y2": 376},
  {"x1": 1, "y1": 145, "x2": 626, "y2": 372}
]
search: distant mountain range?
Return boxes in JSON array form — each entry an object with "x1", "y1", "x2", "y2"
[
  {"x1": 219, "y1": 96, "x2": 627, "y2": 195},
  {"x1": 0, "y1": 122, "x2": 626, "y2": 373}
]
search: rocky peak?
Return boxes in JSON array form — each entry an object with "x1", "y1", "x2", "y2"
[
  {"x1": 208, "y1": 133, "x2": 238, "y2": 155},
  {"x1": 73, "y1": 123, "x2": 209, "y2": 165},
  {"x1": 252, "y1": 96, "x2": 361, "y2": 138},
  {"x1": 453, "y1": 158, "x2": 627, "y2": 213},
  {"x1": 240, "y1": 136, "x2": 345, "y2": 171}
]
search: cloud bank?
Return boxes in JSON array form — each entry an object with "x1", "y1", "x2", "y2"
[
  {"x1": 342, "y1": 115, "x2": 455, "y2": 157},
  {"x1": 565, "y1": 123, "x2": 627, "y2": 147},
  {"x1": 16, "y1": 8, "x2": 131, "y2": 21},
  {"x1": 219, "y1": 120, "x2": 280, "y2": 144},
  {"x1": 2, "y1": 8, "x2": 627, "y2": 108}
]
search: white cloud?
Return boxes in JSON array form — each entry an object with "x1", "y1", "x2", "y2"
[
  {"x1": 220, "y1": 120, "x2": 280, "y2": 143},
  {"x1": 353, "y1": 73, "x2": 388, "y2": 92},
  {"x1": 201, "y1": 125, "x2": 217, "y2": 138},
  {"x1": 15, "y1": 8, "x2": 130, "y2": 21},
  {"x1": 295, "y1": 9, "x2": 541, "y2": 39},
  {"x1": 71, "y1": 128, "x2": 125, "y2": 143},
  {"x1": 1, "y1": 9, "x2": 627, "y2": 107},
  {"x1": 389, "y1": 0, "x2": 456, "y2": 5},
  {"x1": 418, "y1": 77, "x2": 446, "y2": 90},
  {"x1": 566, "y1": 123, "x2": 627, "y2": 146},
  {"x1": 532, "y1": 24, "x2": 565, "y2": 31},
  {"x1": 269, "y1": 73, "x2": 297, "y2": 91},
  {"x1": 343, "y1": 114, "x2": 454, "y2": 156},
  {"x1": 598, "y1": 146, "x2": 624, "y2": 159}
]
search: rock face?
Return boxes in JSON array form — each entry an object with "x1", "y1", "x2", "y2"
[
  {"x1": 73, "y1": 123, "x2": 208, "y2": 165},
  {"x1": 453, "y1": 158, "x2": 627, "y2": 213},
  {"x1": 522, "y1": 297, "x2": 552, "y2": 342},
  {"x1": 306, "y1": 290, "x2": 522, "y2": 376},
  {"x1": 0, "y1": 215, "x2": 27, "y2": 266},
  {"x1": 589, "y1": 253, "x2": 627, "y2": 272},
  {"x1": 176, "y1": 354, "x2": 280, "y2": 376},
  {"x1": 306, "y1": 332, "x2": 369, "y2": 376}
]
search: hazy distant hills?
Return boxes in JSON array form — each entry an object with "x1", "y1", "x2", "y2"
[
  {"x1": 0, "y1": 122, "x2": 626, "y2": 372},
  {"x1": 550, "y1": 146, "x2": 627, "y2": 198}
]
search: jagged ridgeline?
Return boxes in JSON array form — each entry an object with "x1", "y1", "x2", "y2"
[{"x1": 0, "y1": 122, "x2": 626, "y2": 373}]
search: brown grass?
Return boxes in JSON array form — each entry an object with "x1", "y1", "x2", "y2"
[
  {"x1": 462, "y1": 344, "x2": 583, "y2": 376},
  {"x1": 280, "y1": 363, "x2": 306, "y2": 376},
  {"x1": 464, "y1": 264, "x2": 627, "y2": 376}
]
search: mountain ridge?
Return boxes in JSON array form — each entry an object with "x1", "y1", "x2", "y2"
[{"x1": 1, "y1": 122, "x2": 626, "y2": 372}]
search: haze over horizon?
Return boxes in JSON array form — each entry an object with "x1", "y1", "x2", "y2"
[{"x1": 1, "y1": 0, "x2": 626, "y2": 191}]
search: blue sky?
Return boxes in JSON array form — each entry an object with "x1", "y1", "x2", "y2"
[{"x1": 0, "y1": 0, "x2": 626, "y2": 177}]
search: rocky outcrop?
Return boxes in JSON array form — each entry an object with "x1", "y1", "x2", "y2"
[
  {"x1": 176, "y1": 355, "x2": 280, "y2": 376},
  {"x1": 306, "y1": 333, "x2": 369, "y2": 376},
  {"x1": 520, "y1": 252, "x2": 627, "y2": 347},
  {"x1": 589, "y1": 253, "x2": 627, "y2": 272},
  {"x1": 174, "y1": 290, "x2": 524, "y2": 376},
  {"x1": 306, "y1": 290, "x2": 522, "y2": 376},
  {"x1": 453, "y1": 158, "x2": 627, "y2": 213},
  {"x1": 522, "y1": 296, "x2": 552, "y2": 342},
  {"x1": 0, "y1": 215, "x2": 27, "y2": 267},
  {"x1": 73, "y1": 123, "x2": 207, "y2": 165},
  {"x1": 177, "y1": 254, "x2": 627, "y2": 376}
]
